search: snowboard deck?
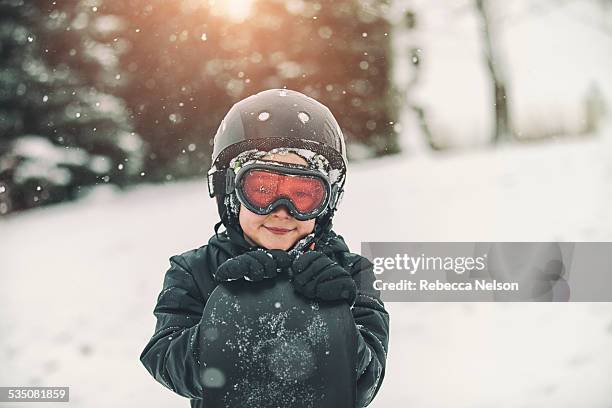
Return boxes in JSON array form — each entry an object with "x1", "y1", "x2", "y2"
[{"x1": 199, "y1": 275, "x2": 357, "y2": 408}]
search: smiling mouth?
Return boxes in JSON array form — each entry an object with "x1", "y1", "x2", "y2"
[{"x1": 264, "y1": 226, "x2": 294, "y2": 234}]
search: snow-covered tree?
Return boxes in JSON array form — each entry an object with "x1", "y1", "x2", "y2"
[
  {"x1": 0, "y1": 0, "x2": 145, "y2": 215},
  {"x1": 103, "y1": 0, "x2": 398, "y2": 182}
]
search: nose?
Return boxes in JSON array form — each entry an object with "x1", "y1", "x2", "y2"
[{"x1": 271, "y1": 204, "x2": 291, "y2": 218}]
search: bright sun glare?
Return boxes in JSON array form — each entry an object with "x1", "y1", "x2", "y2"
[{"x1": 209, "y1": 0, "x2": 255, "y2": 22}]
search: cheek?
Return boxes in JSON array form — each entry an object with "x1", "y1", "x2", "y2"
[
  {"x1": 239, "y1": 206, "x2": 266, "y2": 231},
  {"x1": 296, "y1": 219, "x2": 316, "y2": 235}
]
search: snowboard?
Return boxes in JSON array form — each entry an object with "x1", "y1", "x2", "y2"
[{"x1": 199, "y1": 274, "x2": 357, "y2": 408}]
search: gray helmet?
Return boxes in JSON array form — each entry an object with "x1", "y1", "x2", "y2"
[{"x1": 207, "y1": 89, "x2": 348, "y2": 232}]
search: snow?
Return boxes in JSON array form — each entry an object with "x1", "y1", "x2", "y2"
[
  {"x1": 12, "y1": 136, "x2": 87, "y2": 166},
  {"x1": 10, "y1": 136, "x2": 91, "y2": 185},
  {"x1": 1, "y1": 120, "x2": 612, "y2": 407}
]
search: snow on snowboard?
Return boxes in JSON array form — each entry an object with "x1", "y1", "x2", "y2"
[{"x1": 199, "y1": 275, "x2": 357, "y2": 408}]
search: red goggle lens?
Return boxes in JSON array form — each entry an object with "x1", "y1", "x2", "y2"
[{"x1": 241, "y1": 169, "x2": 326, "y2": 214}]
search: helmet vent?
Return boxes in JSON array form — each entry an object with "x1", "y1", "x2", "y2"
[
  {"x1": 297, "y1": 111, "x2": 310, "y2": 124},
  {"x1": 257, "y1": 111, "x2": 271, "y2": 121}
]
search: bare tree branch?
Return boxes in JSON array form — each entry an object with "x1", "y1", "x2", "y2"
[{"x1": 474, "y1": 0, "x2": 512, "y2": 143}]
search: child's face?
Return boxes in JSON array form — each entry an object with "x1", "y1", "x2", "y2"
[{"x1": 239, "y1": 152, "x2": 316, "y2": 250}]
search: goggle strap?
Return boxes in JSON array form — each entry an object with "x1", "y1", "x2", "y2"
[
  {"x1": 207, "y1": 167, "x2": 220, "y2": 197},
  {"x1": 328, "y1": 184, "x2": 346, "y2": 211},
  {"x1": 336, "y1": 187, "x2": 345, "y2": 208},
  {"x1": 207, "y1": 167, "x2": 237, "y2": 197},
  {"x1": 225, "y1": 167, "x2": 236, "y2": 195}
]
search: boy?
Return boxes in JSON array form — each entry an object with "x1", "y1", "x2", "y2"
[{"x1": 140, "y1": 89, "x2": 390, "y2": 407}]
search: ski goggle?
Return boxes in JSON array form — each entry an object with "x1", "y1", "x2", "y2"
[{"x1": 233, "y1": 162, "x2": 332, "y2": 221}]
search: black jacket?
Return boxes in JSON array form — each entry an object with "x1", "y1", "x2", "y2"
[{"x1": 140, "y1": 226, "x2": 390, "y2": 407}]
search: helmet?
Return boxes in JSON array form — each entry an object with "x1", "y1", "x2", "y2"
[{"x1": 207, "y1": 88, "x2": 348, "y2": 233}]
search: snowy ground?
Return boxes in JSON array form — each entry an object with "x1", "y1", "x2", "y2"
[{"x1": 2, "y1": 121, "x2": 612, "y2": 407}]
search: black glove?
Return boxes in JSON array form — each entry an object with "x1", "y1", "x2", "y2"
[
  {"x1": 291, "y1": 251, "x2": 357, "y2": 306},
  {"x1": 214, "y1": 249, "x2": 292, "y2": 282}
]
